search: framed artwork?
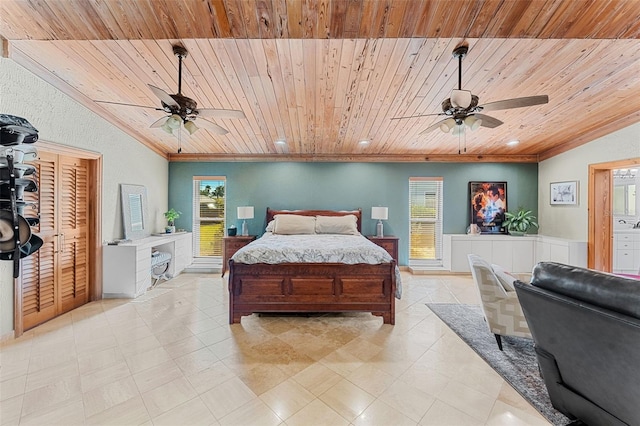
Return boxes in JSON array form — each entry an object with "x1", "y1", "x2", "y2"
[
  {"x1": 469, "y1": 182, "x2": 507, "y2": 234},
  {"x1": 550, "y1": 181, "x2": 578, "y2": 205}
]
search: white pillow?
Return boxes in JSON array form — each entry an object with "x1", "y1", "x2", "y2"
[
  {"x1": 315, "y1": 215, "x2": 359, "y2": 235},
  {"x1": 272, "y1": 214, "x2": 316, "y2": 235},
  {"x1": 265, "y1": 220, "x2": 275, "y2": 232},
  {"x1": 491, "y1": 263, "x2": 517, "y2": 292}
]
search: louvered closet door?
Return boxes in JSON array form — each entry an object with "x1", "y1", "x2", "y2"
[
  {"x1": 20, "y1": 152, "x2": 89, "y2": 330},
  {"x1": 58, "y1": 156, "x2": 89, "y2": 314}
]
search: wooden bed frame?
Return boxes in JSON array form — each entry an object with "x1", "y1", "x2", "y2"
[{"x1": 228, "y1": 208, "x2": 397, "y2": 324}]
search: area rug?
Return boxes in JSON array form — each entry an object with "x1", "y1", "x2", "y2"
[{"x1": 426, "y1": 303, "x2": 571, "y2": 425}]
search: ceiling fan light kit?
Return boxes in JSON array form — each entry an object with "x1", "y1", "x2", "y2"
[
  {"x1": 96, "y1": 44, "x2": 246, "y2": 150},
  {"x1": 393, "y1": 43, "x2": 549, "y2": 147}
]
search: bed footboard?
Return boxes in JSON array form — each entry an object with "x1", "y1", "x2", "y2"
[{"x1": 228, "y1": 260, "x2": 396, "y2": 324}]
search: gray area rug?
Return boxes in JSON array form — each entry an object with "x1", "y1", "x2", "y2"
[{"x1": 426, "y1": 303, "x2": 571, "y2": 426}]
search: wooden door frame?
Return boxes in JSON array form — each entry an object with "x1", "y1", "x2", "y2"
[
  {"x1": 588, "y1": 157, "x2": 640, "y2": 271},
  {"x1": 13, "y1": 142, "x2": 102, "y2": 337}
]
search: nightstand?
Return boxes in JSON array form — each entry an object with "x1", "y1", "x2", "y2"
[
  {"x1": 367, "y1": 235, "x2": 399, "y2": 261},
  {"x1": 222, "y1": 235, "x2": 256, "y2": 276}
]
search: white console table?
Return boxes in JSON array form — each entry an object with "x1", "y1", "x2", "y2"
[
  {"x1": 103, "y1": 232, "x2": 193, "y2": 298},
  {"x1": 444, "y1": 234, "x2": 587, "y2": 273}
]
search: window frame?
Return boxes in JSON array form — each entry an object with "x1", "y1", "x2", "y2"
[{"x1": 192, "y1": 176, "x2": 226, "y2": 258}]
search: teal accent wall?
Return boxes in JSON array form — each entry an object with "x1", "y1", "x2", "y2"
[{"x1": 169, "y1": 162, "x2": 538, "y2": 265}]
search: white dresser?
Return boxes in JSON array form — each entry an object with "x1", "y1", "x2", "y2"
[
  {"x1": 613, "y1": 230, "x2": 640, "y2": 274},
  {"x1": 103, "y1": 233, "x2": 193, "y2": 298}
]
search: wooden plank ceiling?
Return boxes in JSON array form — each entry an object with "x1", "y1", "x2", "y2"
[{"x1": 1, "y1": 0, "x2": 639, "y2": 162}]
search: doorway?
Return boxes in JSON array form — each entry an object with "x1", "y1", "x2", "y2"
[
  {"x1": 14, "y1": 142, "x2": 102, "y2": 337},
  {"x1": 589, "y1": 158, "x2": 640, "y2": 272}
]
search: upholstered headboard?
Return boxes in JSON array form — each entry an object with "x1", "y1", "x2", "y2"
[{"x1": 265, "y1": 208, "x2": 362, "y2": 232}]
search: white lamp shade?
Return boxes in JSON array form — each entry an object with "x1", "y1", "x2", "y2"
[
  {"x1": 166, "y1": 114, "x2": 182, "y2": 129},
  {"x1": 464, "y1": 115, "x2": 482, "y2": 131},
  {"x1": 161, "y1": 120, "x2": 174, "y2": 134},
  {"x1": 439, "y1": 118, "x2": 456, "y2": 133},
  {"x1": 371, "y1": 206, "x2": 388, "y2": 220},
  {"x1": 450, "y1": 89, "x2": 472, "y2": 108},
  {"x1": 237, "y1": 206, "x2": 254, "y2": 220},
  {"x1": 183, "y1": 120, "x2": 199, "y2": 135}
]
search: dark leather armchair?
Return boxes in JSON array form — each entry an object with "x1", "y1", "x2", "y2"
[{"x1": 514, "y1": 262, "x2": 640, "y2": 426}]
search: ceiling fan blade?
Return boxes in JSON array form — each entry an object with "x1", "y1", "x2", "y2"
[
  {"x1": 474, "y1": 114, "x2": 503, "y2": 128},
  {"x1": 197, "y1": 118, "x2": 229, "y2": 135},
  {"x1": 418, "y1": 119, "x2": 450, "y2": 135},
  {"x1": 148, "y1": 84, "x2": 180, "y2": 108},
  {"x1": 391, "y1": 112, "x2": 444, "y2": 120},
  {"x1": 150, "y1": 116, "x2": 169, "y2": 128},
  {"x1": 94, "y1": 100, "x2": 163, "y2": 110},
  {"x1": 479, "y1": 95, "x2": 549, "y2": 112},
  {"x1": 197, "y1": 108, "x2": 246, "y2": 119}
]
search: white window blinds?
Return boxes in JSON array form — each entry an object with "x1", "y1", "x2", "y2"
[{"x1": 409, "y1": 177, "x2": 444, "y2": 264}]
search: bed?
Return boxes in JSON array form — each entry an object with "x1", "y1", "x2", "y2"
[{"x1": 228, "y1": 208, "x2": 399, "y2": 324}]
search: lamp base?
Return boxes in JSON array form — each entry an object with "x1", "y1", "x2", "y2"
[
  {"x1": 241, "y1": 220, "x2": 248, "y2": 236},
  {"x1": 376, "y1": 220, "x2": 384, "y2": 238}
]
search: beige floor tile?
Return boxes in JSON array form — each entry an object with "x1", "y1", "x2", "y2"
[
  {"x1": 219, "y1": 398, "x2": 283, "y2": 426},
  {"x1": 21, "y1": 376, "x2": 82, "y2": 417},
  {"x1": 292, "y1": 363, "x2": 343, "y2": 396},
  {"x1": 200, "y1": 377, "x2": 257, "y2": 419},
  {"x1": 259, "y1": 378, "x2": 316, "y2": 420},
  {"x1": 437, "y1": 380, "x2": 498, "y2": 422},
  {"x1": 0, "y1": 374, "x2": 26, "y2": 402},
  {"x1": 284, "y1": 398, "x2": 349, "y2": 426},
  {"x1": 174, "y1": 346, "x2": 220, "y2": 374},
  {"x1": 346, "y1": 363, "x2": 396, "y2": 397},
  {"x1": 84, "y1": 395, "x2": 150, "y2": 425},
  {"x1": 132, "y1": 359, "x2": 184, "y2": 394},
  {"x1": 378, "y1": 380, "x2": 436, "y2": 422},
  {"x1": 318, "y1": 378, "x2": 375, "y2": 421},
  {"x1": 163, "y1": 334, "x2": 207, "y2": 359},
  {"x1": 352, "y1": 399, "x2": 418, "y2": 426},
  {"x1": 80, "y1": 360, "x2": 132, "y2": 393},
  {"x1": 3, "y1": 273, "x2": 553, "y2": 426},
  {"x1": 82, "y1": 376, "x2": 140, "y2": 418},
  {"x1": 125, "y1": 346, "x2": 173, "y2": 374},
  {"x1": 19, "y1": 397, "x2": 85, "y2": 426},
  {"x1": 0, "y1": 395, "x2": 23, "y2": 425},
  {"x1": 142, "y1": 376, "x2": 198, "y2": 418},
  {"x1": 485, "y1": 400, "x2": 550, "y2": 426},
  {"x1": 186, "y1": 361, "x2": 237, "y2": 394},
  {"x1": 77, "y1": 346, "x2": 125, "y2": 375},
  {"x1": 151, "y1": 396, "x2": 219, "y2": 426},
  {"x1": 419, "y1": 399, "x2": 484, "y2": 426}
]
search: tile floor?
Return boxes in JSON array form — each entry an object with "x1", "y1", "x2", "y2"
[{"x1": 0, "y1": 272, "x2": 550, "y2": 425}]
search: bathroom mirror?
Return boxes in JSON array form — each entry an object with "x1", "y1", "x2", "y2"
[{"x1": 120, "y1": 184, "x2": 150, "y2": 240}]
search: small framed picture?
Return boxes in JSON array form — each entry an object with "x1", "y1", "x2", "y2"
[{"x1": 550, "y1": 181, "x2": 578, "y2": 205}]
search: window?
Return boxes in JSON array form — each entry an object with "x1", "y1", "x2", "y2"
[
  {"x1": 193, "y1": 177, "x2": 225, "y2": 257},
  {"x1": 409, "y1": 177, "x2": 444, "y2": 266}
]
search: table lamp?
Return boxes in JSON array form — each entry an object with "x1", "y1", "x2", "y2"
[
  {"x1": 237, "y1": 206, "x2": 254, "y2": 236},
  {"x1": 371, "y1": 206, "x2": 388, "y2": 237}
]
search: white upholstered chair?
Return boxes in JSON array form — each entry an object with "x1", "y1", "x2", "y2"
[{"x1": 467, "y1": 254, "x2": 532, "y2": 350}]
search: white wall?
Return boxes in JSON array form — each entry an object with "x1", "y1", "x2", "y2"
[
  {"x1": 538, "y1": 123, "x2": 640, "y2": 240},
  {"x1": 0, "y1": 58, "x2": 169, "y2": 337}
]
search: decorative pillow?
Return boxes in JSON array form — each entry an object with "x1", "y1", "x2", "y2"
[
  {"x1": 491, "y1": 263, "x2": 517, "y2": 292},
  {"x1": 272, "y1": 214, "x2": 316, "y2": 235},
  {"x1": 265, "y1": 220, "x2": 275, "y2": 232},
  {"x1": 315, "y1": 214, "x2": 359, "y2": 235}
]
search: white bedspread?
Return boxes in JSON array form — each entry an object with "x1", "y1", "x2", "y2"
[{"x1": 231, "y1": 233, "x2": 402, "y2": 299}]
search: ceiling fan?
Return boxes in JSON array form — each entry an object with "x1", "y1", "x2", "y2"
[
  {"x1": 393, "y1": 44, "x2": 549, "y2": 136},
  {"x1": 96, "y1": 44, "x2": 246, "y2": 139}
]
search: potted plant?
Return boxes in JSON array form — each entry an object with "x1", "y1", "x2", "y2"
[
  {"x1": 164, "y1": 208, "x2": 181, "y2": 233},
  {"x1": 503, "y1": 208, "x2": 539, "y2": 236}
]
